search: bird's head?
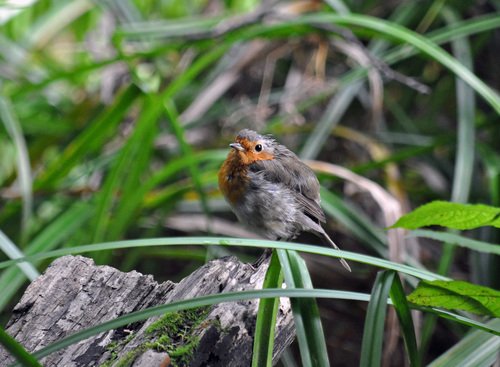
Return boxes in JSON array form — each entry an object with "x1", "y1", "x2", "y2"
[{"x1": 228, "y1": 129, "x2": 276, "y2": 165}]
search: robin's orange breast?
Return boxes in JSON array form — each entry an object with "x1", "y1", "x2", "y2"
[{"x1": 218, "y1": 157, "x2": 250, "y2": 206}]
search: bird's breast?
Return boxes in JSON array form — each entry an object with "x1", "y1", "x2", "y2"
[{"x1": 218, "y1": 159, "x2": 250, "y2": 205}]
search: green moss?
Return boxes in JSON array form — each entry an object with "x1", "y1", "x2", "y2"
[
  {"x1": 145, "y1": 307, "x2": 210, "y2": 367},
  {"x1": 100, "y1": 332, "x2": 138, "y2": 367},
  {"x1": 100, "y1": 307, "x2": 212, "y2": 367}
]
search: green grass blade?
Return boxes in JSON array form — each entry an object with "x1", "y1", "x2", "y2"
[
  {"x1": 16, "y1": 288, "x2": 366, "y2": 364},
  {"x1": 163, "y1": 99, "x2": 211, "y2": 222},
  {"x1": 277, "y1": 250, "x2": 312, "y2": 366},
  {"x1": 96, "y1": 94, "x2": 159, "y2": 243},
  {"x1": 360, "y1": 271, "x2": 396, "y2": 367},
  {"x1": 0, "y1": 230, "x2": 38, "y2": 281},
  {"x1": 411, "y1": 305, "x2": 499, "y2": 335},
  {"x1": 278, "y1": 250, "x2": 330, "y2": 367},
  {"x1": 320, "y1": 188, "x2": 387, "y2": 256},
  {"x1": 427, "y1": 319, "x2": 500, "y2": 367},
  {"x1": 36, "y1": 85, "x2": 140, "y2": 189},
  {"x1": 0, "y1": 237, "x2": 449, "y2": 281},
  {"x1": 8, "y1": 288, "x2": 498, "y2": 366},
  {"x1": 0, "y1": 96, "x2": 33, "y2": 240},
  {"x1": 299, "y1": 2, "x2": 417, "y2": 160},
  {"x1": 295, "y1": 13, "x2": 500, "y2": 113},
  {"x1": 390, "y1": 275, "x2": 420, "y2": 367},
  {"x1": 0, "y1": 325, "x2": 41, "y2": 367},
  {"x1": 420, "y1": 9, "x2": 480, "y2": 356},
  {"x1": 252, "y1": 250, "x2": 283, "y2": 367},
  {"x1": 408, "y1": 230, "x2": 500, "y2": 255}
]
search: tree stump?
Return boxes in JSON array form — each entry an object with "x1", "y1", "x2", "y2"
[{"x1": 0, "y1": 255, "x2": 295, "y2": 366}]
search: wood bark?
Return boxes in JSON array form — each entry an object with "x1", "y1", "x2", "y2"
[{"x1": 0, "y1": 255, "x2": 294, "y2": 366}]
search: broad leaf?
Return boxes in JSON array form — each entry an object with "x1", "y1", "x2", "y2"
[
  {"x1": 391, "y1": 201, "x2": 500, "y2": 230},
  {"x1": 408, "y1": 280, "x2": 500, "y2": 317}
]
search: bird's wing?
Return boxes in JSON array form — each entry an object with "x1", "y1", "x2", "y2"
[{"x1": 250, "y1": 154, "x2": 326, "y2": 223}]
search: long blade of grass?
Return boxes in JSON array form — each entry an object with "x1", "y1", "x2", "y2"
[
  {"x1": 265, "y1": 13, "x2": 500, "y2": 113},
  {"x1": 0, "y1": 237, "x2": 449, "y2": 281},
  {"x1": 0, "y1": 230, "x2": 38, "y2": 281},
  {"x1": 300, "y1": 2, "x2": 418, "y2": 160},
  {"x1": 408, "y1": 230, "x2": 500, "y2": 255},
  {"x1": 277, "y1": 250, "x2": 311, "y2": 366},
  {"x1": 421, "y1": 7, "x2": 477, "y2": 360},
  {"x1": 0, "y1": 96, "x2": 33, "y2": 240},
  {"x1": 360, "y1": 271, "x2": 395, "y2": 367},
  {"x1": 36, "y1": 84, "x2": 140, "y2": 189},
  {"x1": 90, "y1": 94, "x2": 156, "y2": 243},
  {"x1": 427, "y1": 319, "x2": 500, "y2": 367},
  {"x1": 22, "y1": 288, "x2": 361, "y2": 365},
  {"x1": 390, "y1": 275, "x2": 420, "y2": 367},
  {"x1": 163, "y1": 99, "x2": 211, "y2": 225},
  {"x1": 252, "y1": 250, "x2": 283, "y2": 367},
  {"x1": 278, "y1": 249, "x2": 330, "y2": 367},
  {"x1": 320, "y1": 188, "x2": 387, "y2": 256},
  {"x1": 7, "y1": 286, "x2": 498, "y2": 366},
  {"x1": 0, "y1": 325, "x2": 41, "y2": 367},
  {"x1": 95, "y1": 94, "x2": 159, "y2": 243}
]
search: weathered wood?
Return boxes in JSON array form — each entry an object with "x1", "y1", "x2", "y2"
[{"x1": 0, "y1": 255, "x2": 294, "y2": 366}]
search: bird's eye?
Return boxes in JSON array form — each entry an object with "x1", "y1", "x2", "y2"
[{"x1": 255, "y1": 144, "x2": 262, "y2": 152}]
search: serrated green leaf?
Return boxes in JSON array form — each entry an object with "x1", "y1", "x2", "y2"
[
  {"x1": 408, "y1": 280, "x2": 500, "y2": 317},
  {"x1": 391, "y1": 201, "x2": 500, "y2": 230}
]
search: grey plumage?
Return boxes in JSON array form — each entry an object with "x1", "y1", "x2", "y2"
[{"x1": 222, "y1": 129, "x2": 351, "y2": 271}]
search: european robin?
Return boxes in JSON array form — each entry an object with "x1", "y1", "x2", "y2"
[{"x1": 218, "y1": 129, "x2": 351, "y2": 271}]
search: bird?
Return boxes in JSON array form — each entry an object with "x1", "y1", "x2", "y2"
[{"x1": 218, "y1": 129, "x2": 351, "y2": 271}]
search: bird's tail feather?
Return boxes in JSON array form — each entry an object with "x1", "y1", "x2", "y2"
[{"x1": 321, "y1": 231, "x2": 352, "y2": 272}]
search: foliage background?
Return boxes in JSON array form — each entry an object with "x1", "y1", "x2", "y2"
[{"x1": 0, "y1": 0, "x2": 499, "y2": 365}]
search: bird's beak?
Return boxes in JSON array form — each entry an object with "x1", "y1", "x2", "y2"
[{"x1": 229, "y1": 142, "x2": 244, "y2": 151}]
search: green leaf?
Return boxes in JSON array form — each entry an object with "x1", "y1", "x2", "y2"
[
  {"x1": 408, "y1": 280, "x2": 500, "y2": 317},
  {"x1": 391, "y1": 201, "x2": 500, "y2": 230},
  {"x1": 360, "y1": 271, "x2": 395, "y2": 367},
  {"x1": 252, "y1": 250, "x2": 283, "y2": 367}
]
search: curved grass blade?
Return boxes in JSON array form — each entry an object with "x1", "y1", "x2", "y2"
[
  {"x1": 91, "y1": 94, "x2": 159, "y2": 245},
  {"x1": 0, "y1": 230, "x2": 38, "y2": 281},
  {"x1": 427, "y1": 319, "x2": 500, "y2": 367},
  {"x1": 408, "y1": 230, "x2": 500, "y2": 255},
  {"x1": 360, "y1": 271, "x2": 395, "y2": 367},
  {"x1": 252, "y1": 250, "x2": 283, "y2": 367},
  {"x1": 277, "y1": 250, "x2": 311, "y2": 366},
  {"x1": 19, "y1": 288, "x2": 370, "y2": 365},
  {"x1": 0, "y1": 237, "x2": 449, "y2": 281},
  {"x1": 276, "y1": 13, "x2": 500, "y2": 113},
  {"x1": 0, "y1": 325, "x2": 41, "y2": 367},
  {"x1": 390, "y1": 275, "x2": 420, "y2": 367},
  {"x1": 35, "y1": 85, "x2": 140, "y2": 189},
  {"x1": 320, "y1": 188, "x2": 387, "y2": 256},
  {"x1": 0, "y1": 96, "x2": 33, "y2": 240},
  {"x1": 278, "y1": 249, "x2": 330, "y2": 367},
  {"x1": 8, "y1": 288, "x2": 498, "y2": 366},
  {"x1": 421, "y1": 8, "x2": 478, "y2": 359},
  {"x1": 163, "y1": 99, "x2": 211, "y2": 225}
]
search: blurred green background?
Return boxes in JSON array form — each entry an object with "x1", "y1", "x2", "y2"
[{"x1": 0, "y1": 0, "x2": 499, "y2": 365}]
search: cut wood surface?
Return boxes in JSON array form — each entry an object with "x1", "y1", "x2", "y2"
[{"x1": 0, "y1": 255, "x2": 294, "y2": 366}]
